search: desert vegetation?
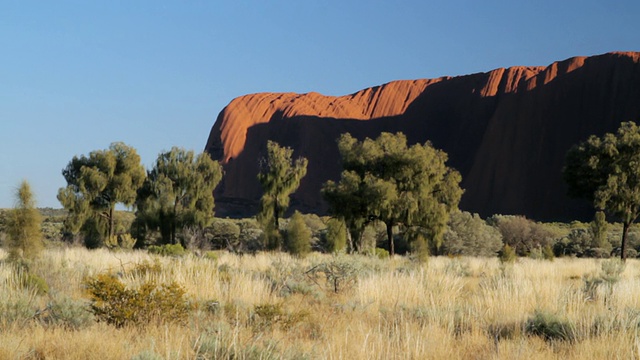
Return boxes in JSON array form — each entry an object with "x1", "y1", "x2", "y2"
[
  {"x1": 4, "y1": 125, "x2": 640, "y2": 358},
  {"x1": 2, "y1": 247, "x2": 640, "y2": 359}
]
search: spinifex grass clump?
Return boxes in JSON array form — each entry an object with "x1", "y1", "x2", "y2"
[
  {"x1": 84, "y1": 273, "x2": 189, "y2": 327},
  {"x1": 525, "y1": 310, "x2": 577, "y2": 342}
]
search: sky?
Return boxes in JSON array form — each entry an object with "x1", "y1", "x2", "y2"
[{"x1": 1, "y1": 1, "x2": 639, "y2": 208}]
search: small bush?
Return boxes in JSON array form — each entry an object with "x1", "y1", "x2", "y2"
[
  {"x1": 204, "y1": 250, "x2": 220, "y2": 261},
  {"x1": 251, "y1": 303, "x2": 309, "y2": 332},
  {"x1": 490, "y1": 215, "x2": 554, "y2": 256},
  {"x1": 41, "y1": 296, "x2": 94, "y2": 330},
  {"x1": 600, "y1": 258, "x2": 625, "y2": 283},
  {"x1": 443, "y1": 211, "x2": 503, "y2": 257},
  {"x1": 408, "y1": 233, "x2": 429, "y2": 263},
  {"x1": 307, "y1": 255, "x2": 365, "y2": 294},
  {"x1": 22, "y1": 272, "x2": 49, "y2": 295},
  {"x1": 374, "y1": 247, "x2": 389, "y2": 259},
  {"x1": 84, "y1": 273, "x2": 190, "y2": 327},
  {"x1": 525, "y1": 310, "x2": 576, "y2": 342},
  {"x1": 104, "y1": 233, "x2": 136, "y2": 249},
  {"x1": 498, "y1": 244, "x2": 516, "y2": 264},
  {"x1": 324, "y1": 218, "x2": 347, "y2": 253},
  {"x1": 208, "y1": 218, "x2": 241, "y2": 250},
  {"x1": 0, "y1": 294, "x2": 36, "y2": 329},
  {"x1": 147, "y1": 243, "x2": 186, "y2": 257},
  {"x1": 284, "y1": 211, "x2": 311, "y2": 257}
]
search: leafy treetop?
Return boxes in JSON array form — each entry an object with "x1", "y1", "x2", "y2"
[
  {"x1": 323, "y1": 132, "x2": 463, "y2": 256},
  {"x1": 564, "y1": 121, "x2": 640, "y2": 260}
]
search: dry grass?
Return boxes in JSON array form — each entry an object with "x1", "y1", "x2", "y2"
[{"x1": 1, "y1": 248, "x2": 640, "y2": 359}]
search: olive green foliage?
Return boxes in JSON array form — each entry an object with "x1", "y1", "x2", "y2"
[
  {"x1": 57, "y1": 142, "x2": 146, "y2": 247},
  {"x1": 489, "y1": 215, "x2": 554, "y2": 256},
  {"x1": 147, "y1": 243, "x2": 186, "y2": 257},
  {"x1": 39, "y1": 295, "x2": 95, "y2": 330},
  {"x1": 284, "y1": 211, "x2": 311, "y2": 257},
  {"x1": 257, "y1": 141, "x2": 308, "y2": 250},
  {"x1": 208, "y1": 218, "x2": 241, "y2": 250},
  {"x1": 498, "y1": 244, "x2": 517, "y2": 264},
  {"x1": 301, "y1": 213, "x2": 326, "y2": 247},
  {"x1": 135, "y1": 147, "x2": 223, "y2": 246},
  {"x1": 591, "y1": 211, "x2": 611, "y2": 250},
  {"x1": 5, "y1": 180, "x2": 43, "y2": 260},
  {"x1": 564, "y1": 121, "x2": 640, "y2": 260},
  {"x1": 84, "y1": 273, "x2": 189, "y2": 327},
  {"x1": 442, "y1": 211, "x2": 503, "y2": 257},
  {"x1": 324, "y1": 218, "x2": 347, "y2": 253},
  {"x1": 323, "y1": 132, "x2": 463, "y2": 255},
  {"x1": 554, "y1": 228, "x2": 601, "y2": 258}
]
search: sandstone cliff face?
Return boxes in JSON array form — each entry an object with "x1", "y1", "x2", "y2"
[{"x1": 205, "y1": 52, "x2": 640, "y2": 221}]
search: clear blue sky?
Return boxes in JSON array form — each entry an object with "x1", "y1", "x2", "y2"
[{"x1": 1, "y1": 1, "x2": 638, "y2": 208}]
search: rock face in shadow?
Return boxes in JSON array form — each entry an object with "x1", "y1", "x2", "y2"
[{"x1": 205, "y1": 52, "x2": 640, "y2": 221}]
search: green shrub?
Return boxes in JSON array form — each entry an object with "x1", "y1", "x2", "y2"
[
  {"x1": 443, "y1": 211, "x2": 503, "y2": 257},
  {"x1": 147, "y1": 243, "x2": 186, "y2": 257},
  {"x1": 0, "y1": 293, "x2": 36, "y2": 329},
  {"x1": 324, "y1": 218, "x2": 347, "y2": 253},
  {"x1": 208, "y1": 218, "x2": 241, "y2": 250},
  {"x1": 22, "y1": 272, "x2": 49, "y2": 295},
  {"x1": 251, "y1": 303, "x2": 309, "y2": 332},
  {"x1": 409, "y1": 233, "x2": 429, "y2": 263},
  {"x1": 4, "y1": 181, "x2": 44, "y2": 261},
  {"x1": 284, "y1": 211, "x2": 311, "y2": 257},
  {"x1": 84, "y1": 273, "x2": 190, "y2": 327},
  {"x1": 41, "y1": 296, "x2": 94, "y2": 330},
  {"x1": 600, "y1": 258, "x2": 625, "y2": 283},
  {"x1": 542, "y1": 245, "x2": 555, "y2": 260},
  {"x1": 374, "y1": 247, "x2": 389, "y2": 259},
  {"x1": 498, "y1": 244, "x2": 516, "y2": 264},
  {"x1": 525, "y1": 310, "x2": 576, "y2": 342},
  {"x1": 204, "y1": 250, "x2": 220, "y2": 261},
  {"x1": 104, "y1": 233, "x2": 136, "y2": 250}
]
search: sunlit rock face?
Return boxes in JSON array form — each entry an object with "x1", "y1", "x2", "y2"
[{"x1": 206, "y1": 52, "x2": 640, "y2": 221}]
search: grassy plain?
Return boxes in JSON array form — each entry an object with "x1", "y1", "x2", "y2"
[{"x1": 1, "y1": 248, "x2": 640, "y2": 359}]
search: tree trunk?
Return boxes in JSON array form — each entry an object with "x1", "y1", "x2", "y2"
[
  {"x1": 621, "y1": 221, "x2": 630, "y2": 261},
  {"x1": 386, "y1": 221, "x2": 395, "y2": 256}
]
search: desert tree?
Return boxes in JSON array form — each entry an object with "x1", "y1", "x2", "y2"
[
  {"x1": 564, "y1": 121, "x2": 640, "y2": 260},
  {"x1": 134, "y1": 147, "x2": 223, "y2": 246},
  {"x1": 257, "y1": 141, "x2": 308, "y2": 250},
  {"x1": 323, "y1": 132, "x2": 463, "y2": 256},
  {"x1": 57, "y1": 142, "x2": 146, "y2": 247},
  {"x1": 5, "y1": 180, "x2": 43, "y2": 260}
]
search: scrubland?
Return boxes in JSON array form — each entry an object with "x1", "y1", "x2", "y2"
[{"x1": 2, "y1": 248, "x2": 640, "y2": 359}]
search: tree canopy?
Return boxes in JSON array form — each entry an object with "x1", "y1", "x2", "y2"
[
  {"x1": 322, "y1": 132, "x2": 463, "y2": 256},
  {"x1": 256, "y1": 141, "x2": 308, "y2": 250},
  {"x1": 134, "y1": 147, "x2": 223, "y2": 246},
  {"x1": 564, "y1": 121, "x2": 640, "y2": 260},
  {"x1": 57, "y1": 142, "x2": 146, "y2": 246}
]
